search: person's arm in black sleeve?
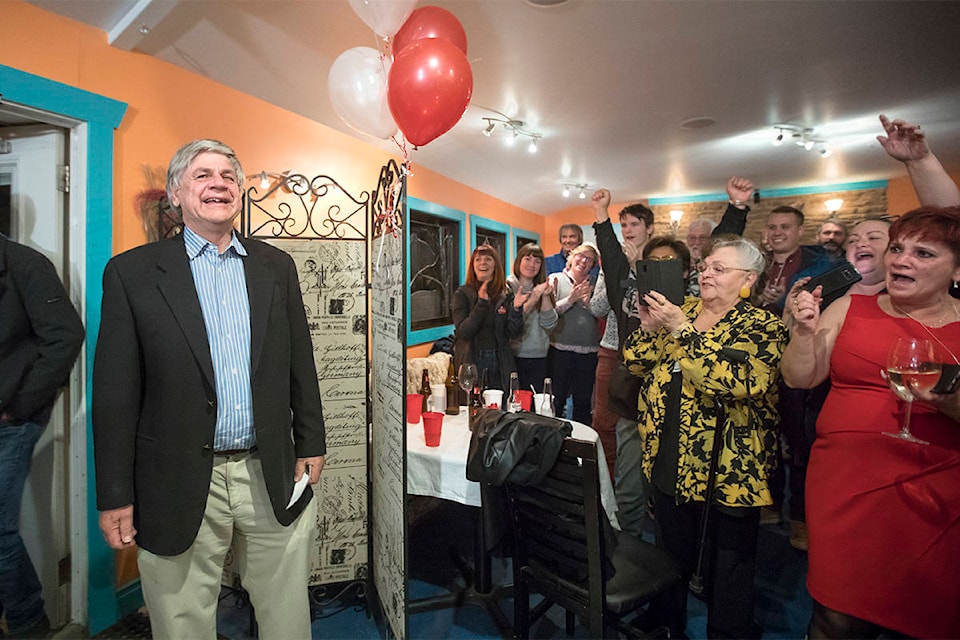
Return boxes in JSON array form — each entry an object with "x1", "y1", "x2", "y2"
[
  {"x1": 713, "y1": 176, "x2": 755, "y2": 237},
  {"x1": 590, "y1": 188, "x2": 630, "y2": 311},
  {"x1": 5, "y1": 249, "x2": 84, "y2": 420}
]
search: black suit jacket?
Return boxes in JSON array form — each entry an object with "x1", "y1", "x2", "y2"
[
  {"x1": 0, "y1": 234, "x2": 84, "y2": 425},
  {"x1": 92, "y1": 233, "x2": 325, "y2": 556}
]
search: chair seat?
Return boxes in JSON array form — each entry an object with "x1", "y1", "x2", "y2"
[
  {"x1": 605, "y1": 532, "x2": 680, "y2": 614},
  {"x1": 522, "y1": 531, "x2": 679, "y2": 616}
]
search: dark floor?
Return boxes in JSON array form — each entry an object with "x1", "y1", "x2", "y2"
[
  {"x1": 83, "y1": 498, "x2": 809, "y2": 639},
  {"x1": 215, "y1": 500, "x2": 810, "y2": 639}
]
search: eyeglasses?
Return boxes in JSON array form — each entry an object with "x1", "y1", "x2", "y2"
[
  {"x1": 647, "y1": 255, "x2": 677, "y2": 262},
  {"x1": 696, "y1": 261, "x2": 750, "y2": 276}
]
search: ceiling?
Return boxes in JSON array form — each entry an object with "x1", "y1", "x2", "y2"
[{"x1": 25, "y1": 0, "x2": 960, "y2": 216}]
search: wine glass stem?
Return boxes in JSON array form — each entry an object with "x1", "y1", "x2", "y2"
[{"x1": 902, "y1": 399, "x2": 913, "y2": 436}]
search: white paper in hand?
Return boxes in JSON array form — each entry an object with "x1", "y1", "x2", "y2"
[{"x1": 286, "y1": 470, "x2": 310, "y2": 509}]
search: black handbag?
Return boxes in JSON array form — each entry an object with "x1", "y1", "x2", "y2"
[
  {"x1": 466, "y1": 408, "x2": 572, "y2": 486},
  {"x1": 607, "y1": 361, "x2": 642, "y2": 420}
]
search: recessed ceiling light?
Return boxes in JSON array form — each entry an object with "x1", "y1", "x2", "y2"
[{"x1": 679, "y1": 117, "x2": 716, "y2": 130}]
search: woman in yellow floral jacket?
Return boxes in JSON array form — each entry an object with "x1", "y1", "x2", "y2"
[{"x1": 622, "y1": 235, "x2": 785, "y2": 639}]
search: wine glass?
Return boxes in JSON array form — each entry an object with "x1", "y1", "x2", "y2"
[
  {"x1": 883, "y1": 337, "x2": 940, "y2": 445},
  {"x1": 458, "y1": 363, "x2": 478, "y2": 409}
]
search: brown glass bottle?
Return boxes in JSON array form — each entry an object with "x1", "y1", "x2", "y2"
[
  {"x1": 419, "y1": 369, "x2": 431, "y2": 413},
  {"x1": 444, "y1": 359, "x2": 460, "y2": 415}
]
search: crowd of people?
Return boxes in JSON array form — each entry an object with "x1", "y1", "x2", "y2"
[{"x1": 451, "y1": 114, "x2": 960, "y2": 639}]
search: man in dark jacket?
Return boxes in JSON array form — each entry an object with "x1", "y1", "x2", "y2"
[
  {"x1": 93, "y1": 140, "x2": 326, "y2": 639},
  {"x1": 0, "y1": 233, "x2": 84, "y2": 638}
]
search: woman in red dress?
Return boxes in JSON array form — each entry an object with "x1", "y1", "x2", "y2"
[{"x1": 781, "y1": 207, "x2": 960, "y2": 638}]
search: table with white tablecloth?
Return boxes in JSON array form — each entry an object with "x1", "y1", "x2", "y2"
[{"x1": 406, "y1": 408, "x2": 620, "y2": 529}]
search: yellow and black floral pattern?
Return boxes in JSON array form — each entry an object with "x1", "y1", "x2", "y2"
[{"x1": 622, "y1": 298, "x2": 786, "y2": 507}]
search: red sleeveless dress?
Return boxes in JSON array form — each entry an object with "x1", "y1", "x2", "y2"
[{"x1": 806, "y1": 295, "x2": 960, "y2": 637}]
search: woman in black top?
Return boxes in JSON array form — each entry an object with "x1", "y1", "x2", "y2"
[{"x1": 452, "y1": 245, "x2": 524, "y2": 391}]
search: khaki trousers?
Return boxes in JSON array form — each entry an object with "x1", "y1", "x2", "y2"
[{"x1": 138, "y1": 451, "x2": 315, "y2": 639}]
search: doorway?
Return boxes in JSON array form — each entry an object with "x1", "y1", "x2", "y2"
[{"x1": 1, "y1": 111, "x2": 78, "y2": 629}]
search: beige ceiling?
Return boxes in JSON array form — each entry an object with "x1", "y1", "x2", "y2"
[{"x1": 28, "y1": 0, "x2": 960, "y2": 216}]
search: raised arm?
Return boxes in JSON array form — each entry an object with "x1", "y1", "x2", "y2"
[
  {"x1": 713, "y1": 176, "x2": 754, "y2": 237},
  {"x1": 878, "y1": 114, "x2": 960, "y2": 207}
]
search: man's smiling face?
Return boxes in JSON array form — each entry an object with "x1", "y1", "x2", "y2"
[{"x1": 171, "y1": 151, "x2": 242, "y2": 236}]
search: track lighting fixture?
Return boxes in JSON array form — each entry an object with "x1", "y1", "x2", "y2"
[
  {"x1": 561, "y1": 182, "x2": 590, "y2": 199},
  {"x1": 481, "y1": 116, "x2": 542, "y2": 152},
  {"x1": 771, "y1": 124, "x2": 832, "y2": 159}
]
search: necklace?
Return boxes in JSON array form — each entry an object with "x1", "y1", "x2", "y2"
[{"x1": 891, "y1": 298, "x2": 960, "y2": 365}]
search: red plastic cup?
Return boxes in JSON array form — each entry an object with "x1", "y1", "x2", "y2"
[
  {"x1": 422, "y1": 411, "x2": 444, "y2": 446},
  {"x1": 515, "y1": 389, "x2": 533, "y2": 411},
  {"x1": 406, "y1": 393, "x2": 423, "y2": 424}
]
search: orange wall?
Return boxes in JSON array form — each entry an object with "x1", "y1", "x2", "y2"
[
  {"x1": 887, "y1": 169, "x2": 960, "y2": 215},
  {"x1": 1, "y1": 1, "x2": 544, "y2": 255},
  {"x1": 2, "y1": 1, "x2": 547, "y2": 354}
]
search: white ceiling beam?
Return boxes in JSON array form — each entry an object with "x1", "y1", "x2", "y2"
[{"x1": 108, "y1": 0, "x2": 180, "y2": 51}]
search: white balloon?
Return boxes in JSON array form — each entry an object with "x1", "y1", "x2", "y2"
[
  {"x1": 328, "y1": 47, "x2": 398, "y2": 140},
  {"x1": 348, "y1": 0, "x2": 417, "y2": 38}
]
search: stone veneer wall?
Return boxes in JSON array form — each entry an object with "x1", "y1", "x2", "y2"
[{"x1": 649, "y1": 187, "x2": 888, "y2": 248}]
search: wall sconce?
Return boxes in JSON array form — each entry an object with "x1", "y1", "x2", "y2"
[
  {"x1": 561, "y1": 183, "x2": 590, "y2": 199},
  {"x1": 669, "y1": 209, "x2": 684, "y2": 236},
  {"x1": 250, "y1": 171, "x2": 313, "y2": 193},
  {"x1": 824, "y1": 198, "x2": 844, "y2": 213},
  {"x1": 481, "y1": 116, "x2": 542, "y2": 154}
]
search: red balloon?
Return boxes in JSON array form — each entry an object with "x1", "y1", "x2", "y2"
[
  {"x1": 388, "y1": 39, "x2": 473, "y2": 147},
  {"x1": 392, "y1": 6, "x2": 468, "y2": 58}
]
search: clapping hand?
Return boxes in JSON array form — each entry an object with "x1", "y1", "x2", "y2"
[
  {"x1": 759, "y1": 281, "x2": 786, "y2": 307},
  {"x1": 571, "y1": 279, "x2": 593, "y2": 304}
]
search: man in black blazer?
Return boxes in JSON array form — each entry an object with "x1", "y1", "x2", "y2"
[
  {"x1": 93, "y1": 140, "x2": 325, "y2": 639},
  {"x1": 0, "y1": 233, "x2": 84, "y2": 638}
]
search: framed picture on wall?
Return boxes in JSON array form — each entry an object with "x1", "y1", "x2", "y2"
[
  {"x1": 407, "y1": 197, "x2": 467, "y2": 345},
  {"x1": 470, "y1": 215, "x2": 511, "y2": 272},
  {"x1": 513, "y1": 229, "x2": 540, "y2": 259}
]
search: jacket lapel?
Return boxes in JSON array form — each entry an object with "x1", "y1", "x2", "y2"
[
  {"x1": 241, "y1": 239, "x2": 274, "y2": 376},
  {"x1": 155, "y1": 236, "x2": 216, "y2": 388}
]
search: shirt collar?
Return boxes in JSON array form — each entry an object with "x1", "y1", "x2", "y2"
[{"x1": 182, "y1": 226, "x2": 248, "y2": 260}]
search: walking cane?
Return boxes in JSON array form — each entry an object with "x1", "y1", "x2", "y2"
[
  {"x1": 689, "y1": 397, "x2": 726, "y2": 595},
  {"x1": 689, "y1": 347, "x2": 749, "y2": 595}
]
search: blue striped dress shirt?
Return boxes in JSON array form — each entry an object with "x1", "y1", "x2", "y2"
[{"x1": 183, "y1": 226, "x2": 255, "y2": 451}]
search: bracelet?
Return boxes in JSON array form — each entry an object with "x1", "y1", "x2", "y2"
[{"x1": 730, "y1": 199, "x2": 748, "y2": 207}]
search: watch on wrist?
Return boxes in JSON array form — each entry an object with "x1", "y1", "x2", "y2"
[{"x1": 671, "y1": 321, "x2": 698, "y2": 343}]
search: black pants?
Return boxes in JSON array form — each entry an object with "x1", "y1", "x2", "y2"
[{"x1": 652, "y1": 486, "x2": 762, "y2": 639}]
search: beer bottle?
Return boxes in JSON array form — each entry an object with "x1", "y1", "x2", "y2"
[
  {"x1": 420, "y1": 369, "x2": 431, "y2": 413},
  {"x1": 444, "y1": 359, "x2": 460, "y2": 415}
]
